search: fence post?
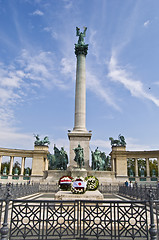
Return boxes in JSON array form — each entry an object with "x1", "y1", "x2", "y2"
[
  {"x1": 149, "y1": 190, "x2": 157, "y2": 240},
  {"x1": 0, "y1": 184, "x2": 12, "y2": 240}
]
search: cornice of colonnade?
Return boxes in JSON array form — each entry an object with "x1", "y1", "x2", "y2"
[
  {"x1": 126, "y1": 150, "x2": 159, "y2": 158},
  {"x1": 110, "y1": 147, "x2": 159, "y2": 159},
  {"x1": 0, "y1": 147, "x2": 50, "y2": 158}
]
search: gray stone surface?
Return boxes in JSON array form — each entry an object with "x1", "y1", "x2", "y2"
[{"x1": 55, "y1": 190, "x2": 104, "y2": 200}]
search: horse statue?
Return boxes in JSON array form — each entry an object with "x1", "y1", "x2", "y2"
[
  {"x1": 73, "y1": 144, "x2": 84, "y2": 169},
  {"x1": 109, "y1": 134, "x2": 126, "y2": 147},
  {"x1": 34, "y1": 134, "x2": 50, "y2": 146},
  {"x1": 43, "y1": 136, "x2": 50, "y2": 145},
  {"x1": 118, "y1": 134, "x2": 126, "y2": 146},
  {"x1": 109, "y1": 137, "x2": 120, "y2": 146},
  {"x1": 52, "y1": 145, "x2": 68, "y2": 170},
  {"x1": 92, "y1": 148, "x2": 109, "y2": 171}
]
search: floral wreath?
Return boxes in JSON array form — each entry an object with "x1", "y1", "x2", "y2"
[
  {"x1": 71, "y1": 176, "x2": 87, "y2": 194},
  {"x1": 58, "y1": 176, "x2": 73, "y2": 191},
  {"x1": 85, "y1": 176, "x2": 99, "y2": 191}
]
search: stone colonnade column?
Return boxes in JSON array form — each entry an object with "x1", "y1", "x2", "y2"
[
  {"x1": 0, "y1": 156, "x2": 2, "y2": 173},
  {"x1": 157, "y1": 158, "x2": 159, "y2": 177},
  {"x1": 135, "y1": 158, "x2": 138, "y2": 177},
  {"x1": 44, "y1": 158, "x2": 48, "y2": 171},
  {"x1": 20, "y1": 157, "x2": 26, "y2": 176},
  {"x1": 9, "y1": 156, "x2": 14, "y2": 175},
  {"x1": 146, "y1": 158, "x2": 150, "y2": 177}
]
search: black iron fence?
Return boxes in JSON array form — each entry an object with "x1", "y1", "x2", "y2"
[
  {"x1": 0, "y1": 186, "x2": 158, "y2": 240},
  {"x1": 119, "y1": 184, "x2": 159, "y2": 200},
  {"x1": 0, "y1": 183, "x2": 40, "y2": 199}
]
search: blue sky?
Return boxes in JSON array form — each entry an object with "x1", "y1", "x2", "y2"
[{"x1": 0, "y1": 0, "x2": 159, "y2": 158}]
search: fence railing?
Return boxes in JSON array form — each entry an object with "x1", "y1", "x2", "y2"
[
  {"x1": 0, "y1": 183, "x2": 40, "y2": 200},
  {"x1": 119, "y1": 184, "x2": 159, "y2": 200},
  {"x1": 0, "y1": 186, "x2": 158, "y2": 240}
]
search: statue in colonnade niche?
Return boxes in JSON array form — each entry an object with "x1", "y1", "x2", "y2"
[
  {"x1": 48, "y1": 145, "x2": 68, "y2": 170},
  {"x1": 109, "y1": 134, "x2": 126, "y2": 147},
  {"x1": 152, "y1": 169, "x2": 156, "y2": 177},
  {"x1": 14, "y1": 167, "x2": 18, "y2": 175},
  {"x1": 3, "y1": 167, "x2": 7, "y2": 175},
  {"x1": 73, "y1": 144, "x2": 84, "y2": 169},
  {"x1": 129, "y1": 169, "x2": 134, "y2": 177},
  {"x1": 91, "y1": 147, "x2": 109, "y2": 171},
  {"x1": 34, "y1": 134, "x2": 50, "y2": 146},
  {"x1": 140, "y1": 168, "x2": 145, "y2": 177}
]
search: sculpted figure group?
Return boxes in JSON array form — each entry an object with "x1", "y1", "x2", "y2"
[
  {"x1": 48, "y1": 145, "x2": 68, "y2": 170},
  {"x1": 34, "y1": 134, "x2": 50, "y2": 146},
  {"x1": 91, "y1": 147, "x2": 109, "y2": 171},
  {"x1": 109, "y1": 134, "x2": 126, "y2": 147}
]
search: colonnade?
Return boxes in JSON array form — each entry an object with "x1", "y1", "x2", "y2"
[
  {"x1": 110, "y1": 146, "x2": 159, "y2": 181},
  {"x1": 0, "y1": 146, "x2": 49, "y2": 182},
  {"x1": 130, "y1": 157, "x2": 158, "y2": 178}
]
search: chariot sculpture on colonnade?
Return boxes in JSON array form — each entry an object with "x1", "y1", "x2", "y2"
[
  {"x1": 109, "y1": 134, "x2": 126, "y2": 147},
  {"x1": 34, "y1": 134, "x2": 50, "y2": 146}
]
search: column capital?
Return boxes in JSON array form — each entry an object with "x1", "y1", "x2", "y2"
[{"x1": 75, "y1": 44, "x2": 88, "y2": 56}]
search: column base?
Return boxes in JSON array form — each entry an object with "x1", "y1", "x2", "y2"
[{"x1": 68, "y1": 131, "x2": 92, "y2": 170}]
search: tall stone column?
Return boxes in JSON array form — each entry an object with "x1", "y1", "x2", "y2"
[
  {"x1": 20, "y1": 157, "x2": 25, "y2": 176},
  {"x1": 74, "y1": 53, "x2": 87, "y2": 132},
  {"x1": 0, "y1": 156, "x2": 2, "y2": 173},
  {"x1": 68, "y1": 27, "x2": 91, "y2": 169},
  {"x1": 146, "y1": 158, "x2": 150, "y2": 178},
  {"x1": 9, "y1": 156, "x2": 14, "y2": 176},
  {"x1": 135, "y1": 158, "x2": 138, "y2": 177}
]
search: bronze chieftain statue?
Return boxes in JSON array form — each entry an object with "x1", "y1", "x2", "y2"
[{"x1": 73, "y1": 144, "x2": 84, "y2": 169}]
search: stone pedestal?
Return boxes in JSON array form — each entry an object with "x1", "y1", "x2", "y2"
[
  {"x1": 68, "y1": 167, "x2": 87, "y2": 178},
  {"x1": 68, "y1": 131, "x2": 92, "y2": 170},
  {"x1": 32, "y1": 145, "x2": 49, "y2": 177},
  {"x1": 55, "y1": 190, "x2": 104, "y2": 200}
]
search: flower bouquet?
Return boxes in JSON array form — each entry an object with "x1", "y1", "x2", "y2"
[
  {"x1": 85, "y1": 176, "x2": 99, "y2": 191},
  {"x1": 71, "y1": 176, "x2": 87, "y2": 194},
  {"x1": 58, "y1": 176, "x2": 73, "y2": 191}
]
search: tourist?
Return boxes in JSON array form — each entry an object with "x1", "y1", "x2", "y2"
[
  {"x1": 129, "y1": 181, "x2": 133, "y2": 188},
  {"x1": 125, "y1": 180, "x2": 128, "y2": 187}
]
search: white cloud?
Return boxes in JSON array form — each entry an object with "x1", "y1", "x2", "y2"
[
  {"x1": 32, "y1": 9, "x2": 44, "y2": 16},
  {"x1": 86, "y1": 71, "x2": 120, "y2": 110},
  {"x1": 144, "y1": 20, "x2": 150, "y2": 27},
  {"x1": 60, "y1": 57, "x2": 75, "y2": 80},
  {"x1": 43, "y1": 27, "x2": 58, "y2": 39},
  {"x1": 108, "y1": 52, "x2": 159, "y2": 107},
  {"x1": 126, "y1": 137, "x2": 151, "y2": 151},
  {"x1": 89, "y1": 30, "x2": 100, "y2": 61},
  {"x1": 63, "y1": 0, "x2": 73, "y2": 9},
  {"x1": 0, "y1": 49, "x2": 74, "y2": 147}
]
